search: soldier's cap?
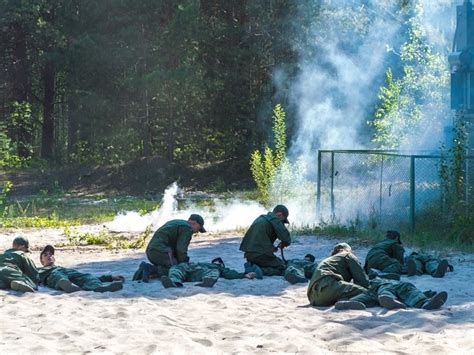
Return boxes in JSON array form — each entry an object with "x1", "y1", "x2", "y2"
[
  {"x1": 273, "y1": 204, "x2": 289, "y2": 224},
  {"x1": 331, "y1": 242, "x2": 352, "y2": 255},
  {"x1": 386, "y1": 230, "x2": 401, "y2": 244},
  {"x1": 13, "y1": 236, "x2": 30, "y2": 252},
  {"x1": 304, "y1": 254, "x2": 316, "y2": 263},
  {"x1": 189, "y1": 214, "x2": 206, "y2": 233},
  {"x1": 40, "y1": 244, "x2": 55, "y2": 258}
]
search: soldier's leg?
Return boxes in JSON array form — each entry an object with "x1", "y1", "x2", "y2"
[
  {"x1": 195, "y1": 268, "x2": 220, "y2": 287},
  {"x1": 284, "y1": 265, "x2": 307, "y2": 284},
  {"x1": 376, "y1": 283, "x2": 407, "y2": 309},
  {"x1": 406, "y1": 255, "x2": 423, "y2": 276},
  {"x1": 146, "y1": 249, "x2": 172, "y2": 270},
  {"x1": 245, "y1": 253, "x2": 285, "y2": 276},
  {"x1": 46, "y1": 269, "x2": 81, "y2": 292},
  {"x1": 380, "y1": 257, "x2": 403, "y2": 274},
  {"x1": 309, "y1": 276, "x2": 369, "y2": 307},
  {"x1": 392, "y1": 281, "x2": 427, "y2": 307},
  {"x1": 169, "y1": 263, "x2": 193, "y2": 285},
  {"x1": 0, "y1": 266, "x2": 37, "y2": 291},
  {"x1": 421, "y1": 255, "x2": 449, "y2": 278}
]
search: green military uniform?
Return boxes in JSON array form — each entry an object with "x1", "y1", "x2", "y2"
[
  {"x1": 307, "y1": 252, "x2": 371, "y2": 307},
  {"x1": 284, "y1": 259, "x2": 316, "y2": 284},
  {"x1": 364, "y1": 239, "x2": 405, "y2": 274},
  {"x1": 168, "y1": 262, "x2": 246, "y2": 285},
  {"x1": 39, "y1": 265, "x2": 115, "y2": 291},
  {"x1": 239, "y1": 212, "x2": 291, "y2": 276},
  {"x1": 369, "y1": 278, "x2": 440, "y2": 308},
  {"x1": 405, "y1": 252, "x2": 452, "y2": 277},
  {"x1": 146, "y1": 219, "x2": 195, "y2": 273},
  {"x1": 0, "y1": 248, "x2": 38, "y2": 290}
]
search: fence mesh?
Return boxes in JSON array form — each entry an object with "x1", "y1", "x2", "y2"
[{"x1": 317, "y1": 150, "x2": 473, "y2": 231}]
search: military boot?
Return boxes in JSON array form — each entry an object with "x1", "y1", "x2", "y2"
[
  {"x1": 58, "y1": 279, "x2": 81, "y2": 293},
  {"x1": 10, "y1": 280, "x2": 35, "y2": 293},
  {"x1": 432, "y1": 260, "x2": 449, "y2": 278},
  {"x1": 196, "y1": 277, "x2": 217, "y2": 288},
  {"x1": 284, "y1": 273, "x2": 307, "y2": 284},
  {"x1": 334, "y1": 300, "x2": 366, "y2": 310},
  {"x1": 94, "y1": 281, "x2": 123, "y2": 293},
  {"x1": 378, "y1": 295, "x2": 407, "y2": 309},
  {"x1": 161, "y1": 275, "x2": 178, "y2": 288},
  {"x1": 421, "y1": 291, "x2": 448, "y2": 310}
]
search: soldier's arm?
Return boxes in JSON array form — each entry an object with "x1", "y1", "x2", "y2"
[
  {"x1": 220, "y1": 267, "x2": 245, "y2": 280},
  {"x1": 175, "y1": 228, "x2": 192, "y2": 263},
  {"x1": 22, "y1": 255, "x2": 39, "y2": 284},
  {"x1": 269, "y1": 217, "x2": 291, "y2": 245},
  {"x1": 393, "y1": 244, "x2": 405, "y2": 265},
  {"x1": 347, "y1": 254, "x2": 369, "y2": 288}
]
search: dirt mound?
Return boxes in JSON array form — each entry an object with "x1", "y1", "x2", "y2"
[{"x1": 0, "y1": 157, "x2": 253, "y2": 197}]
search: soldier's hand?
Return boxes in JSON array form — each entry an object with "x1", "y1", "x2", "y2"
[
  {"x1": 245, "y1": 272, "x2": 257, "y2": 279},
  {"x1": 113, "y1": 275, "x2": 125, "y2": 283}
]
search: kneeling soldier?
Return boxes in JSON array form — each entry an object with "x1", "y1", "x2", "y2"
[{"x1": 308, "y1": 243, "x2": 373, "y2": 310}]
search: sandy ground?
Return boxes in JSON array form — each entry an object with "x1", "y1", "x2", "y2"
[{"x1": 0, "y1": 228, "x2": 473, "y2": 354}]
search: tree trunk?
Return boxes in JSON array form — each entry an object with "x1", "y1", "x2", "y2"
[
  {"x1": 41, "y1": 59, "x2": 55, "y2": 160},
  {"x1": 67, "y1": 93, "x2": 78, "y2": 160},
  {"x1": 11, "y1": 23, "x2": 32, "y2": 158}
]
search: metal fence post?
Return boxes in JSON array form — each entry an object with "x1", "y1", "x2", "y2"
[
  {"x1": 410, "y1": 156, "x2": 415, "y2": 235},
  {"x1": 330, "y1": 151, "x2": 335, "y2": 220},
  {"x1": 379, "y1": 155, "x2": 384, "y2": 227},
  {"x1": 317, "y1": 150, "x2": 322, "y2": 219}
]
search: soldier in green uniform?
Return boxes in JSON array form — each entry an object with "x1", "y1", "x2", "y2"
[
  {"x1": 284, "y1": 254, "x2": 317, "y2": 284},
  {"x1": 139, "y1": 214, "x2": 206, "y2": 280},
  {"x1": 239, "y1": 205, "x2": 291, "y2": 276},
  {"x1": 364, "y1": 230, "x2": 405, "y2": 275},
  {"x1": 39, "y1": 245, "x2": 124, "y2": 293},
  {"x1": 405, "y1": 252, "x2": 453, "y2": 278},
  {"x1": 0, "y1": 236, "x2": 38, "y2": 293},
  {"x1": 368, "y1": 277, "x2": 448, "y2": 310},
  {"x1": 307, "y1": 243, "x2": 374, "y2": 310},
  {"x1": 160, "y1": 257, "x2": 257, "y2": 288}
]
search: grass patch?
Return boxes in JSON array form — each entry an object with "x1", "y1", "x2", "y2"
[
  {"x1": 0, "y1": 194, "x2": 160, "y2": 227},
  {"x1": 58, "y1": 225, "x2": 153, "y2": 250}
]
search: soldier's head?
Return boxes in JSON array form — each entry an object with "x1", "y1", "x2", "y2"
[
  {"x1": 188, "y1": 214, "x2": 206, "y2": 233},
  {"x1": 12, "y1": 236, "x2": 30, "y2": 252},
  {"x1": 211, "y1": 257, "x2": 225, "y2": 268},
  {"x1": 331, "y1": 242, "x2": 352, "y2": 256},
  {"x1": 273, "y1": 205, "x2": 289, "y2": 224},
  {"x1": 386, "y1": 230, "x2": 401, "y2": 244},
  {"x1": 40, "y1": 245, "x2": 55, "y2": 267},
  {"x1": 304, "y1": 254, "x2": 316, "y2": 263}
]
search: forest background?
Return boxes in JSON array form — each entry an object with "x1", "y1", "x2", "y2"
[{"x1": 0, "y1": 0, "x2": 470, "y2": 247}]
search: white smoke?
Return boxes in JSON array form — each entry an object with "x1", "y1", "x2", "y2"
[
  {"x1": 289, "y1": 2, "x2": 403, "y2": 157},
  {"x1": 269, "y1": 1, "x2": 459, "y2": 225},
  {"x1": 106, "y1": 182, "x2": 268, "y2": 233}
]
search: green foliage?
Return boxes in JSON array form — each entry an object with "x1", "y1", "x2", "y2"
[
  {"x1": 250, "y1": 104, "x2": 287, "y2": 205},
  {"x1": 0, "y1": 180, "x2": 13, "y2": 216},
  {"x1": 370, "y1": 7, "x2": 449, "y2": 149},
  {"x1": 438, "y1": 112, "x2": 471, "y2": 244},
  {"x1": 61, "y1": 225, "x2": 152, "y2": 250}
]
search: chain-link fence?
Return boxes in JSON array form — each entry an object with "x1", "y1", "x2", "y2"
[{"x1": 316, "y1": 150, "x2": 474, "y2": 232}]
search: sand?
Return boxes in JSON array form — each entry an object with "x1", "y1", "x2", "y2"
[{"x1": 0, "y1": 229, "x2": 473, "y2": 354}]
